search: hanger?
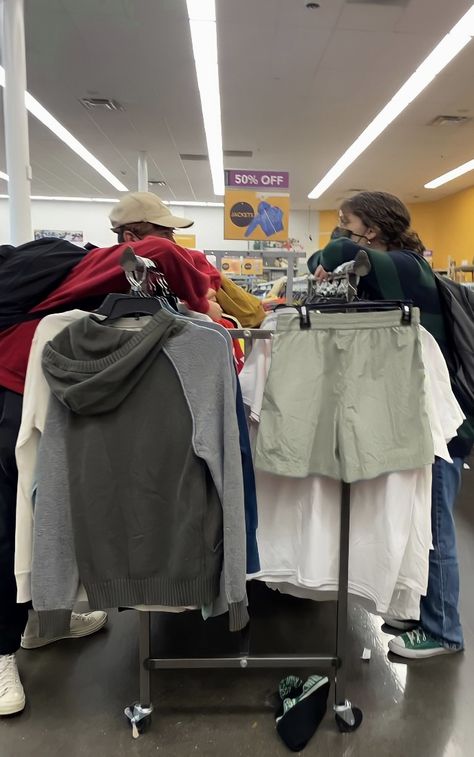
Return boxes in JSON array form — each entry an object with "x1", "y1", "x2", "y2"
[
  {"x1": 295, "y1": 301, "x2": 413, "y2": 329},
  {"x1": 94, "y1": 293, "x2": 163, "y2": 321},
  {"x1": 94, "y1": 247, "x2": 163, "y2": 321}
]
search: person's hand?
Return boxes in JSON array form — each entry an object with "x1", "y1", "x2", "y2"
[
  {"x1": 207, "y1": 300, "x2": 223, "y2": 321},
  {"x1": 206, "y1": 288, "x2": 217, "y2": 302},
  {"x1": 315, "y1": 265, "x2": 329, "y2": 282}
]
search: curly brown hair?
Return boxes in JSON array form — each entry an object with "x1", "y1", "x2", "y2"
[{"x1": 340, "y1": 191, "x2": 425, "y2": 255}]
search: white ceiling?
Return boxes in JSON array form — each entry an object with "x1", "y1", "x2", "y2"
[{"x1": 1, "y1": 0, "x2": 474, "y2": 208}]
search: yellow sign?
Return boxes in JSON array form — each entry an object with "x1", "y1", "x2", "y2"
[
  {"x1": 224, "y1": 190, "x2": 290, "y2": 241},
  {"x1": 241, "y1": 258, "x2": 264, "y2": 275},
  {"x1": 174, "y1": 233, "x2": 196, "y2": 248},
  {"x1": 221, "y1": 258, "x2": 242, "y2": 274}
]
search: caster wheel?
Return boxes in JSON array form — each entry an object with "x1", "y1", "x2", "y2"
[
  {"x1": 133, "y1": 713, "x2": 152, "y2": 736},
  {"x1": 335, "y1": 706, "x2": 363, "y2": 733},
  {"x1": 124, "y1": 703, "x2": 153, "y2": 738}
]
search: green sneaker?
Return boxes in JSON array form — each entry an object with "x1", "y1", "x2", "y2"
[{"x1": 388, "y1": 627, "x2": 460, "y2": 659}]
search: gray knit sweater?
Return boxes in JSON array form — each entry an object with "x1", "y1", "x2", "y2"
[{"x1": 38, "y1": 310, "x2": 248, "y2": 632}]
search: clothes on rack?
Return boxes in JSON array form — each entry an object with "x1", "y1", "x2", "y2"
[
  {"x1": 307, "y1": 236, "x2": 473, "y2": 460},
  {"x1": 0, "y1": 237, "x2": 88, "y2": 331},
  {"x1": 187, "y1": 249, "x2": 222, "y2": 292},
  {"x1": 14, "y1": 308, "x2": 256, "y2": 606},
  {"x1": 240, "y1": 309, "x2": 464, "y2": 618},
  {"x1": 0, "y1": 238, "x2": 214, "y2": 395},
  {"x1": 254, "y1": 309, "x2": 434, "y2": 482},
  {"x1": 15, "y1": 308, "x2": 258, "y2": 633}
]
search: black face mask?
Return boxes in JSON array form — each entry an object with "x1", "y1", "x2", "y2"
[
  {"x1": 330, "y1": 227, "x2": 353, "y2": 240},
  {"x1": 332, "y1": 227, "x2": 371, "y2": 244}
]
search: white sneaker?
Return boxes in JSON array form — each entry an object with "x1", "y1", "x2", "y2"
[
  {"x1": 0, "y1": 654, "x2": 25, "y2": 716},
  {"x1": 21, "y1": 611, "x2": 108, "y2": 650},
  {"x1": 382, "y1": 616, "x2": 417, "y2": 632}
]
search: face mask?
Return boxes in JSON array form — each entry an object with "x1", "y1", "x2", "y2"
[{"x1": 331, "y1": 227, "x2": 353, "y2": 240}]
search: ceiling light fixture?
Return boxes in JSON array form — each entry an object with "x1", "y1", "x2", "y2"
[
  {"x1": 308, "y1": 4, "x2": 474, "y2": 199},
  {"x1": 186, "y1": 0, "x2": 225, "y2": 196},
  {"x1": 0, "y1": 171, "x2": 8, "y2": 182},
  {"x1": 0, "y1": 195, "x2": 119, "y2": 202},
  {"x1": 0, "y1": 67, "x2": 128, "y2": 192},
  {"x1": 424, "y1": 159, "x2": 474, "y2": 189}
]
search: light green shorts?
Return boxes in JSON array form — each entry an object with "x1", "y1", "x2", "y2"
[{"x1": 254, "y1": 309, "x2": 434, "y2": 483}]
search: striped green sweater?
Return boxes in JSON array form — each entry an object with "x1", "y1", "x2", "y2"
[{"x1": 307, "y1": 238, "x2": 473, "y2": 453}]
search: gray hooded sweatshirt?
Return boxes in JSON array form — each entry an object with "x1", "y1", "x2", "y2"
[{"x1": 40, "y1": 310, "x2": 248, "y2": 629}]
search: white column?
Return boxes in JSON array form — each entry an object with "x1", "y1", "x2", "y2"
[
  {"x1": 137, "y1": 152, "x2": 148, "y2": 192},
  {"x1": 2, "y1": 0, "x2": 32, "y2": 244}
]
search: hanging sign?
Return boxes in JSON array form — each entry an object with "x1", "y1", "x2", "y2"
[
  {"x1": 224, "y1": 169, "x2": 290, "y2": 242},
  {"x1": 224, "y1": 190, "x2": 290, "y2": 242},
  {"x1": 225, "y1": 170, "x2": 289, "y2": 190}
]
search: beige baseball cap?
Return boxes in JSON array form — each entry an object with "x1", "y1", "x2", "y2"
[{"x1": 109, "y1": 192, "x2": 194, "y2": 230}]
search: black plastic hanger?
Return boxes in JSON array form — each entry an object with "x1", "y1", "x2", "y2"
[
  {"x1": 94, "y1": 293, "x2": 163, "y2": 321},
  {"x1": 295, "y1": 300, "x2": 413, "y2": 329}
]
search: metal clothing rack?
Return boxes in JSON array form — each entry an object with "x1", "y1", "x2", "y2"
[
  {"x1": 206, "y1": 249, "x2": 305, "y2": 303},
  {"x1": 125, "y1": 326, "x2": 363, "y2": 739}
]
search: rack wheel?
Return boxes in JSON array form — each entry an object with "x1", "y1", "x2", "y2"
[
  {"x1": 124, "y1": 703, "x2": 153, "y2": 738},
  {"x1": 335, "y1": 706, "x2": 363, "y2": 733}
]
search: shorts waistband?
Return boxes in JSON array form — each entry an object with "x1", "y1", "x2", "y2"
[{"x1": 276, "y1": 307, "x2": 420, "y2": 332}]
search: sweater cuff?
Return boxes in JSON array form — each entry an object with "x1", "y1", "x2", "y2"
[
  {"x1": 228, "y1": 600, "x2": 249, "y2": 632},
  {"x1": 37, "y1": 610, "x2": 72, "y2": 638}
]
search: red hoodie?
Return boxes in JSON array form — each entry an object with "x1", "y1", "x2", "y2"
[
  {"x1": 187, "y1": 250, "x2": 222, "y2": 292},
  {"x1": 0, "y1": 238, "x2": 211, "y2": 394}
]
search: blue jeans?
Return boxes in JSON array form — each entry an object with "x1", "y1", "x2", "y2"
[{"x1": 420, "y1": 456, "x2": 464, "y2": 650}]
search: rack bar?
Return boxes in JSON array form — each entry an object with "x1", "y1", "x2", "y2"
[
  {"x1": 335, "y1": 482, "x2": 351, "y2": 707},
  {"x1": 139, "y1": 611, "x2": 152, "y2": 707},
  {"x1": 145, "y1": 655, "x2": 338, "y2": 670}
]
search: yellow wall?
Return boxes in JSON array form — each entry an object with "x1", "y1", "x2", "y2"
[
  {"x1": 318, "y1": 187, "x2": 474, "y2": 269},
  {"x1": 405, "y1": 202, "x2": 437, "y2": 256},
  {"x1": 318, "y1": 210, "x2": 339, "y2": 249},
  {"x1": 430, "y1": 187, "x2": 474, "y2": 268}
]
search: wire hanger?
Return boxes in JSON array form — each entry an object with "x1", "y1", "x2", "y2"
[{"x1": 95, "y1": 247, "x2": 166, "y2": 321}]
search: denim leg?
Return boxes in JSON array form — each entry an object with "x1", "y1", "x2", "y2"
[{"x1": 420, "y1": 456, "x2": 464, "y2": 649}]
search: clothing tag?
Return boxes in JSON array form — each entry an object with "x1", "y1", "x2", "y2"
[{"x1": 361, "y1": 647, "x2": 371, "y2": 661}]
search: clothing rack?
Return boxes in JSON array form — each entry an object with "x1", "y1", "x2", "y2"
[{"x1": 125, "y1": 325, "x2": 362, "y2": 739}]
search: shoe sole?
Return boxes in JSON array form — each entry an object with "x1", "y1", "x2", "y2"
[
  {"x1": 0, "y1": 696, "x2": 26, "y2": 716},
  {"x1": 388, "y1": 643, "x2": 458, "y2": 659},
  {"x1": 21, "y1": 615, "x2": 108, "y2": 650},
  {"x1": 383, "y1": 619, "x2": 417, "y2": 632}
]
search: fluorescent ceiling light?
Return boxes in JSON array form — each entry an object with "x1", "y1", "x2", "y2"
[
  {"x1": 424, "y1": 158, "x2": 474, "y2": 189},
  {"x1": 0, "y1": 194, "x2": 118, "y2": 202},
  {"x1": 308, "y1": 4, "x2": 474, "y2": 199},
  {"x1": 31, "y1": 195, "x2": 120, "y2": 202},
  {"x1": 0, "y1": 67, "x2": 128, "y2": 192},
  {"x1": 186, "y1": 0, "x2": 225, "y2": 196}
]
